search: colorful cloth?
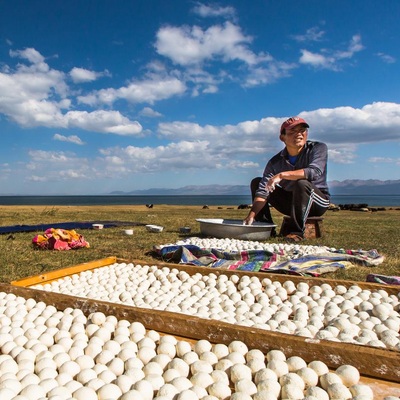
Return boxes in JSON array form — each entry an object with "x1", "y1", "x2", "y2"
[
  {"x1": 156, "y1": 245, "x2": 384, "y2": 276},
  {"x1": 366, "y1": 274, "x2": 400, "y2": 285},
  {"x1": 32, "y1": 228, "x2": 90, "y2": 250}
]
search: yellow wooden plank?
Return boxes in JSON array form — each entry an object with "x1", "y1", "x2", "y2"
[{"x1": 11, "y1": 256, "x2": 117, "y2": 287}]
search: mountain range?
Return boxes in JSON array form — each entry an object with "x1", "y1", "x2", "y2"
[{"x1": 110, "y1": 179, "x2": 400, "y2": 196}]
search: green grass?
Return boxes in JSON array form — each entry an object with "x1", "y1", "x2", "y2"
[{"x1": 1, "y1": 205, "x2": 399, "y2": 284}]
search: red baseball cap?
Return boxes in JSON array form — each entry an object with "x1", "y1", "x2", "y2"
[{"x1": 280, "y1": 116, "x2": 309, "y2": 134}]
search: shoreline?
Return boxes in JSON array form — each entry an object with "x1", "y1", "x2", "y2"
[{"x1": 1, "y1": 204, "x2": 400, "y2": 212}]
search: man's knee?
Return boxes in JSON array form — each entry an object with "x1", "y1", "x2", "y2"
[
  {"x1": 293, "y1": 179, "x2": 312, "y2": 193},
  {"x1": 251, "y1": 177, "x2": 262, "y2": 193}
]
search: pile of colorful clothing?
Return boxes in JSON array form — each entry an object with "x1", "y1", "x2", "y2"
[{"x1": 32, "y1": 228, "x2": 90, "y2": 250}]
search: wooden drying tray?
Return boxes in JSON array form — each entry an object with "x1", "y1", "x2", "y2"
[
  {"x1": 9, "y1": 257, "x2": 400, "y2": 387},
  {"x1": 2, "y1": 282, "x2": 400, "y2": 398},
  {"x1": 12, "y1": 255, "x2": 400, "y2": 296}
]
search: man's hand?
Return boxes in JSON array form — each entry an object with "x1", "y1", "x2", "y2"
[
  {"x1": 243, "y1": 215, "x2": 254, "y2": 225},
  {"x1": 267, "y1": 174, "x2": 282, "y2": 192}
]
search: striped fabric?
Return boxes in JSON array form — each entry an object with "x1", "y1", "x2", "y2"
[{"x1": 157, "y1": 244, "x2": 383, "y2": 277}]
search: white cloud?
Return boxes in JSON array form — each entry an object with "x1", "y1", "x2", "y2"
[
  {"x1": 10, "y1": 48, "x2": 46, "y2": 65},
  {"x1": 0, "y1": 48, "x2": 142, "y2": 135},
  {"x1": 291, "y1": 26, "x2": 325, "y2": 43},
  {"x1": 244, "y1": 61, "x2": 296, "y2": 87},
  {"x1": 157, "y1": 118, "x2": 282, "y2": 159},
  {"x1": 19, "y1": 102, "x2": 400, "y2": 186},
  {"x1": 301, "y1": 102, "x2": 400, "y2": 144},
  {"x1": 369, "y1": 156, "x2": 400, "y2": 165},
  {"x1": 153, "y1": 102, "x2": 400, "y2": 172},
  {"x1": 376, "y1": 52, "x2": 396, "y2": 64},
  {"x1": 155, "y1": 22, "x2": 264, "y2": 66},
  {"x1": 299, "y1": 34, "x2": 364, "y2": 70},
  {"x1": 53, "y1": 133, "x2": 85, "y2": 145},
  {"x1": 154, "y1": 21, "x2": 296, "y2": 90},
  {"x1": 28, "y1": 150, "x2": 74, "y2": 163},
  {"x1": 139, "y1": 107, "x2": 163, "y2": 118},
  {"x1": 78, "y1": 76, "x2": 186, "y2": 106},
  {"x1": 299, "y1": 50, "x2": 331, "y2": 68},
  {"x1": 26, "y1": 150, "x2": 92, "y2": 182},
  {"x1": 328, "y1": 146, "x2": 358, "y2": 164},
  {"x1": 70, "y1": 67, "x2": 110, "y2": 83},
  {"x1": 66, "y1": 110, "x2": 143, "y2": 135},
  {"x1": 99, "y1": 140, "x2": 226, "y2": 173},
  {"x1": 192, "y1": 3, "x2": 236, "y2": 19}
]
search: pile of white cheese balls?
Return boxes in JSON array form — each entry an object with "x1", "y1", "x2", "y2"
[
  {"x1": 171, "y1": 237, "x2": 337, "y2": 258},
  {"x1": 1, "y1": 291, "x2": 397, "y2": 400},
  {"x1": 32, "y1": 261, "x2": 400, "y2": 351}
]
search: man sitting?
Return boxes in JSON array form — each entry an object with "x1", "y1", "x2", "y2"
[{"x1": 243, "y1": 116, "x2": 330, "y2": 242}]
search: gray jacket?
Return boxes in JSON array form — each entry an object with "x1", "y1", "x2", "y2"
[{"x1": 255, "y1": 140, "x2": 330, "y2": 199}]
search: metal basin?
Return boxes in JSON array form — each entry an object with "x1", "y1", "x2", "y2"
[{"x1": 196, "y1": 218, "x2": 276, "y2": 240}]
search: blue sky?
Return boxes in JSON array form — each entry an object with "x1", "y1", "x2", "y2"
[{"x1": 0, "y1": 0, "x2": 399, "y2": 195}]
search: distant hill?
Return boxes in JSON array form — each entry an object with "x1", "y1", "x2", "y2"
[
  {"x1": 110, "y1": 184, "x2": 249, "y2": 196},
  {"x1": 329, "y1": 179, "x2": 400, "y2": 195},
  {"x1": 109, "y1": 180, "x2": 400, "y2": 196}
]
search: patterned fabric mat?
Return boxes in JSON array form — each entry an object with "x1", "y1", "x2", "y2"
[
  {"x1": 155, "y1": 239, "x2": 384, "y2": 277},
  {"x1": 366, "y1": 274, "x2": 400, "y2": 285}
]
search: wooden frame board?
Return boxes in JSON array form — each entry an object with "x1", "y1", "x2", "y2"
[
  {"x1": 9, "y1": 257, "x2": 400, "y2": 386},
  {"x1": 12, "y1": 256, "x2": 400, "y2": 296}
]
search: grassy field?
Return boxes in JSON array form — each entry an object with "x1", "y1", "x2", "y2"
[{"x1": 1, "y1": 204, "x2": 399, "y2": 284}]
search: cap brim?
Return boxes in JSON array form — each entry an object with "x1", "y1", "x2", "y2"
[{"x1": 287, "y1": 121, "x2": 309, "y2": 130}]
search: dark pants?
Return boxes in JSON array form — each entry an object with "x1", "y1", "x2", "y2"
[{"x1": 251, "y1": 178, "x2": 330, "y2": 237}]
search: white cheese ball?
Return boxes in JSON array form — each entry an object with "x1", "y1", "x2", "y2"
[
  {"x1": 230, "y1": 393, "x2": 253, "y2": 400},
  {"x1": 200, "y1": 351, "x2": 219, "y2": 365},
  {"x1": 157, "y1": 383, "x2": 179, "y2": 398},
  {"x1": 190, "y1": 372, "x2": 214, "y2": 388},
  {"x1": 256, "y1": 379, "x2": 281, "y2": 398},
  {"x1": 190, "y1": 360, "x2": 213, "y2": 375},
  {"x1": 234, "y1": 379, "x2": 258, "y2": 395},
  {"x1": 176, "y1": 341, "x2": 192, "y2": 357},
  {"x1": 207, "y1": 381, "x2": 231, "y2": 399},
  {"x1": 245, "y1": 348, "x2": 265, "y2": 363},
  {"x1": 247, "y1": 358, "x2": 266, "y2": 374},
  {"x1": 327, "y1": 382, "x2": 352, "y2": 399},
  {"x1": 279, "y1": 372, "x2": 305, "y2": 390},
  {"x1": 266, "y1": 359, "x2": 289, "y2": 378},
  {"x1": 176, "y1": 388, "x2": 200, "y2": 400},
  {"x1": 281, "y1": 383, "x2": 305, "y2": 400},
  {"x1": 119, "y1": 389, "x2": 146, "y2": 400},
  {"x1": 194, "y1": 340, "x2": 212, "y2": 355},
  {"x1": 253, "y1": 391, "x2": 279, "y2": 400},
  {"x1": 212, "y1": 343, "x2": 229, "y2": 360},
  {"x1": 0, "y1": 388, "x2": 16, "y2": 400},
  {"x1": 254, "y1": 367, "x2": 278, "y2": 384},
  {"x1": 308, "y1": 360, "x2": 329, "y2": 376},
  {"x1": 228, "y1": 341, "x2": 248, "y2": 355},
  {"x1": 171, "y1": 376, "x2": 192, "y2": 392},
  {"x1": 335, "y1": 365, "x2": 360, "y2": 387},
  {"x1": 230, "y1": 364, "x2": 252, "y2": 383},
  {"x1": 296, "y1": 367, "x2": 319, "y2": 388},
  {"x1": 349, "y1": 383, "x2": 374, "y2": 399},
  {"x1": 320, "y1": 372, "x2": 343, "y2": 390},
  {"x1": 133, "y1": 379, "x2": 156, "y2": 400},
  {"x1": 73, "y1": 386, "x2": 98, "y2": 400},
  {"x1": 20, "y1": 384, "x2": 46, "y2": 400},
  {"x1": 214, "y1": 359, "x2": 233, "y2": 372},
  {"x1": 266, "y1": 349, "x2": 286, "y2": 362},
  {"x1": 286, "y1": 356, "x2": 307, "y2": 372},
  {"x1": 306, "y1": 386, "x2": 330, "y2": 400}
]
